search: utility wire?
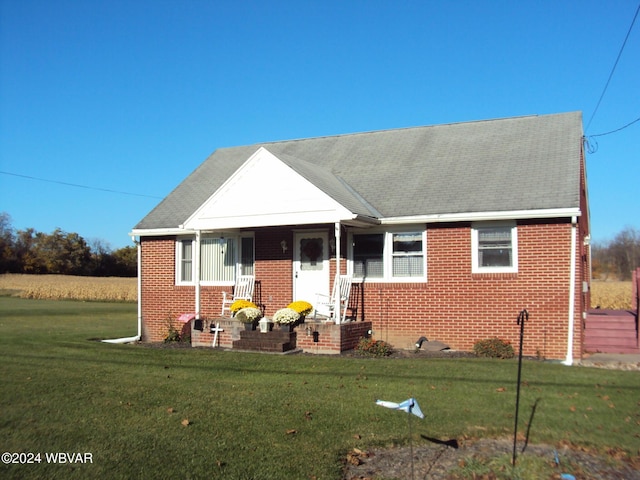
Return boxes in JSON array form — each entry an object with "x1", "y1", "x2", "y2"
[
  {"x1": 0, "y1": 170, "x2": 163, "y2": 199},
  {"x1": 589, "y1": 115, "x2": 640, "y2": 138},
  {"x1": 585, "y1": 1, "x2": 640, "y2": 133},
  {"x1": 584, "y1": 114, "x2": 640, "y2": 154}
]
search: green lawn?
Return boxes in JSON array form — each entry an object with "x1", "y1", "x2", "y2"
[{"x1": 0, "y1": 297, "x2": 638, "y2": 479}]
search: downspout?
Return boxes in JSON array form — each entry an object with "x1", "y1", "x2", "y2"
[
  {"x1": 194, "y1": 230, "x2": 201, "y2": 320},
  {"x1": 334, "y1": 222, "x2": 341, "y2": 324},
  {"x1": 563, "y1": 217, "x2": 578, "y2": 365},
  {"x1": 102, "y1": 236, "x2": 142, "y2": 344}
]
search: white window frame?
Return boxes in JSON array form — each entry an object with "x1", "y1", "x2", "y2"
[
  {"x1": 175, "y1": 233, "x2": 254, "y2": 286},
  {"x1": 349, "y1": 228, "x2": 427, "y2": 282},
  {"x1": 176, "y1": 237, "x2": 195, "y2": 285},
  {"x1": 471, "y1": 222, "x2": 518, "y2": 274}
]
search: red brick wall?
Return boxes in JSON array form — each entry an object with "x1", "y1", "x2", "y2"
[
  {"x1": 254, "y1": 227, "x2": 293, "y2": 316},
  {"x1": 139, "y1": 236, "x2": 228, "y2": 342},
  {"x1": 355, "y1": 221, "x2": 583, "y2": 360},
  {"x1": 140, "y1": 220, "x2": 585, "y2": 360},
  {"x1": 296, "y1": 321, "x2": 372, "y2": 354}
]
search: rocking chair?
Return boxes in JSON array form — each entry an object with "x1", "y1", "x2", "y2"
[
  {"x1": 221, "y1": 275, "x2": 255, "y2": 316},
  {"x1": 314, "y1": 274, "x2": 353, "y2": 323}
]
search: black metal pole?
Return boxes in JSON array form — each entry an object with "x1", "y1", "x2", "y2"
[
  {"x1": 512, "y1": 309, "x2": 528, "y2": 466},
  {"x1": 408, "y1": 400, "x2": 414, "y2": 480}
]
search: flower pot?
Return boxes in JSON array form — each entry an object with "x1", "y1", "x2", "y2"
[
  {"x1": 244, "y1": 322, "x2": 256, "y2": 331},
  {"x1": 278, "y1": 323, "x2": 293, "y2": 332}
]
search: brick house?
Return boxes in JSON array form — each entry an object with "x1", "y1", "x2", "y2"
[{"x1": 130, "y1": 112, "x2": 590, "y2": 363}]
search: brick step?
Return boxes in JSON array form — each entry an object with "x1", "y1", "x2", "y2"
[
  {"x1": 232, "y1": 340, "x2": 295, "y2": 352},
  {"x1": 233, "y1": 331, "x2": 297, "y2": 352},
  {"x1": 239, "y1": 330, "x2": 295, "y2": 340}
]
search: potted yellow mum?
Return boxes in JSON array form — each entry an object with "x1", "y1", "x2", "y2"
[{"x1": 231, "y1": 300, "x2": 262, "y2": 330}]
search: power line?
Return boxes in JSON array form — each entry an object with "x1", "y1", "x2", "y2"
[
  {"x1": 0, "y1": 170, "x2": 163, "y2": 199},
  {"x1": 583, "y1": 114, "x2": 640, "y2": 154},
  {"x1": 589, "y1": 115, "x2": 640, "y2": 138},
  {"x1": 585, "y1": 2, "x2": 640, "y2": 133}
]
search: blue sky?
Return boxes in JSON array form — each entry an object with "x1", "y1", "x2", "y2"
[{"x1": 1, "y1": 0, "x2": 638, "y2": 249}]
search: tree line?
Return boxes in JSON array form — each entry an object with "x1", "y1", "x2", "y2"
[
  {"x1": 0, "y1": 212, "x2": 136, "y2": 277},
  {"x1": 591, "y1": 226, "x2": 640, "y2": 281},
  {"x1": 2, "y1": 211, "x2": 638, "y2": 280}
]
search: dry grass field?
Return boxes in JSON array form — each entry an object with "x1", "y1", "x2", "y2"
[
  {"x1": 591, "y1": 280, "x2": 633, "y2": 310},
  {"x1": 0, "y1": 274, "x2": 633, "y2": 310},
  {"x1": 0, "y1": 274, "x2": 136, "y2": 302}
]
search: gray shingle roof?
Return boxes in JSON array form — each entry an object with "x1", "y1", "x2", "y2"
[{"x1": 134, "y1": 112, "x2": 583, "y2": 230}]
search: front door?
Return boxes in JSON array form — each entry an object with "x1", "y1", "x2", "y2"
[{"x1": 293, "y1": 231, "x2": 329, "y2": 310}]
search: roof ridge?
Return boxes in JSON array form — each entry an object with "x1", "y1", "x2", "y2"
[{"x1": 251, "y1": 111, "x2": 579, "y2": 146}]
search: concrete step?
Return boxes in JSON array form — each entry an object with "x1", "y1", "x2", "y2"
[{"x1": 584, "y1": 345, "x2": 640, "y2": 354}]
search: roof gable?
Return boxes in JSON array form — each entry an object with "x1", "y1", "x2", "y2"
[{"x1": 182, "y1": 148, "x2": 368, "y2": 230}]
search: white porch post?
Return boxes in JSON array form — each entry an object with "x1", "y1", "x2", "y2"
[
  {"x1": 195, "y1": 230, "x2": 201, "y2": 320},
  {"x1": 334, "y1": 222, "x2": 341, "y2": 324}
]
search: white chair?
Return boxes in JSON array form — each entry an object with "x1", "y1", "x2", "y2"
[
  {"x1": 221, "y1": 275, "x2": 255, "y2": 316},
  {"x1": 314, "y1": 275, "x2": 353, "y2": 323}
]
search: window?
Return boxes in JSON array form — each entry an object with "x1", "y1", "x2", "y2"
[
  {"x1": 176, "y1": 234, "x2": 254, "y2": 284},
  {"x1": 179, "y1": 239, "x2": 193, "y2": 283},
  {"x1": 351, "y1": 230, "x2": 425, "y2": 281},
  {"x1": 201, "y1": 238, "x2": 235, "y2": 282},
  {"x1": 353, "y1": 233, "x2": 384, "y2": 278},
  {"x1": 472, "y1": 223, "x2": 518, "y2": 273},
  {"x1": 240, "y1": 237, "x2": 254, "y2": 276},
  {"x1": 392, "y1": 233, "x2": 424, "y2": 277}
]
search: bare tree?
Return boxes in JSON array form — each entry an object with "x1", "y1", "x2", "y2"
[{"x1": 609, "y1": 226, "x2": 640, "y2": 280}]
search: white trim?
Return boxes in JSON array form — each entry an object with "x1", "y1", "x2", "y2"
[
  {"x1": 471, "y1": 221, "x2": 518, "y2": 274},
  {"x1": 563, "y1": 219, "x2": 578, "y2": 366},
  {"x1": 175, "y1": 237, "x2": 195, "y2": 285},
  {"x1": 130, "y1": 208, "x2": 580, "y2": 238},
  {"x1": 102, "y1": 237, "x2": 142, "y2": 344},
  {"x1": 194, "y1": 231, "x2": 201, "y2": 319},
  {"x1": 381, "y1": 207, "x2": 581, "y2": 225},
  {"x1": 334, "y1": 222, "x2": 342, "y2": 323},
  {"x1": 130, "y1": 227, "x2": 197, "y2": 237}
]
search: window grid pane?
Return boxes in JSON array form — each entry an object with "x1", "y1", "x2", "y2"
[
  {"x1": 393, "y1": 233, "x2": 422, "y2": 253},
  {"x1": 392, "y1": 255, "x2": 423, "y2": 277}
]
